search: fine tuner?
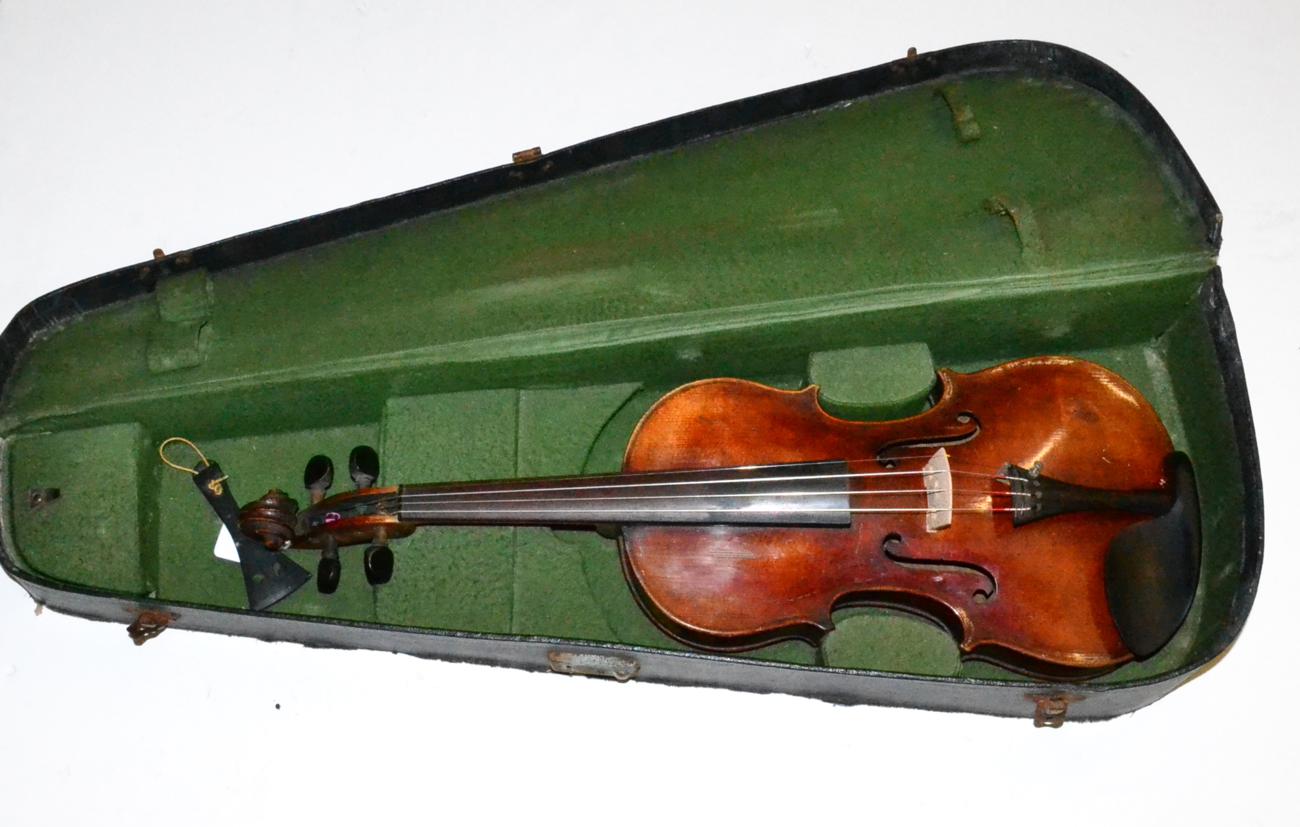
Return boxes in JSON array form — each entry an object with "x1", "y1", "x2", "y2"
[{"x1": 235, "y1": 356, "x2": 1201, "y2": 679}]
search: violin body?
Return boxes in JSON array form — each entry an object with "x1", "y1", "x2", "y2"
[
  {"x1": 239, "y1": 356, "x2": 1199, "y2": 679},
  {"x1": 620, "y1": 357, "x2": 1185, "y2": 674}
]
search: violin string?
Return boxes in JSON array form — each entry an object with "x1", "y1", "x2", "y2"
[
  {"x1": 398, "y1": 467, "x2": 1013, "y2": 502},
  {"x1": 364, "y1": 493, "x2": 1023, "y2": 517},
  {"x1": 398, "y1": 506, "x2": 1031, "y2": 516},
  {"x1": 395, "y1": 488, "x2": 1021, "y2": 507}
]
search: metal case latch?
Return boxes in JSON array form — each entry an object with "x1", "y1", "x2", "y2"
[
  {"x1": 127, "y1": 610, "x2": 174, "y2": 646},
  {"x1": 547, "y1": 650, "x2": 640, "y2": 682},
  {"x1": 1030, "y1": 693, "x2": 1084, "y2": 728}
]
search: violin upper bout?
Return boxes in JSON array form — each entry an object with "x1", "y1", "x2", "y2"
[{"x1": 624, "y1": 378, "x2": 857, "y2": 473}]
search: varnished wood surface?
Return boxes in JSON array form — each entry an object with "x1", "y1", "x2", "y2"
[{"x1": 621, "y1": 357, "x2": 1173, "y2": 675}]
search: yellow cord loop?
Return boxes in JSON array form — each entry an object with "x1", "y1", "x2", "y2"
[
  {"x1": 158, "y1": 436, "x2": 229, "y2": 495},
  {"x1": 158, "y1": 436, "x2": 209, "y2": 474}
]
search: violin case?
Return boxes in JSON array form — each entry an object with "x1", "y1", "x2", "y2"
[{"x1": 0, "y1": 40, "x2": 1261, "y2": 724}]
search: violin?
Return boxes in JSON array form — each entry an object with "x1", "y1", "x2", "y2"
[{"x1": 238, "y1": 356, "x2": 1200, "y2": 678}]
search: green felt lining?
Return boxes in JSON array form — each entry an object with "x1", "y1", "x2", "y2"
[
  {"x1": 8, "y1": 423, "x2": 152, "y2": 595},
  {"x1": 809, "y1": 343, "x2": 936, "y2": 420},
  {"x1": 0, "y1": 72, "x2": 1237, "y2": 684}
]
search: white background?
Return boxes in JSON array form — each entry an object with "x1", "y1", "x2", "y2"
[{"x1": 1, "y1": 2, "x2": 1296, "y2": 825}]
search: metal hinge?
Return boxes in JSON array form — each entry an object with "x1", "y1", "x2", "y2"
[
  {"x1": 126, "y1": 610, "x2": 174, "y2": 646},
  {"x1": 1029, "y1": 693, "x2": 1084, "y2": 728},
  {"x1": 511, "y1": 146, "x2": 543, "y2": 165},
  {"x1": 547, "y1": 650, "x2": 640, "y2": 682}
]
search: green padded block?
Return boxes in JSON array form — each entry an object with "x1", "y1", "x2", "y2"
[
  {"x1": 515, "y1": 384, "x2": 643, "y2": 479},
  {"x1": 376, "y1": 390, "x2": 517, "y2": 632},
  {"x1": 155, "y1": 424, "x2": 379, "y2": 620},
  {"x1": 822, "y1": 609, "x2": 961, "y2": 675},
  {"x1": 8, "y1": 423, "x2": 150, "y2": 594},
  {"x1": 512, "y1": 529, "x2": 617, "y2": 640},
  {"x1": 808, "y1": 343, "x2": 936, "y2": 420},
  {"x1": 512, "y1": 384, "x2": 639, "y2": 639}
]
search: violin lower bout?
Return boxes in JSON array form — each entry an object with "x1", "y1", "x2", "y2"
[{"x1": 619, "y1": 518, "x2": 1135, "y2": 678}]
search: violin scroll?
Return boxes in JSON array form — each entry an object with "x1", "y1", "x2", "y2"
[
  {"x1": 238, "y1": 488, "x2": 300, "y2": 550},
  {"x1": 237, "y1": 445, "x2": 408, "y2": 593}
]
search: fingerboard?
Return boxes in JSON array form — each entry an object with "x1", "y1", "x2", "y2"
[{"x1": 398, "y1": 461, "x2": 854, "y2": 528}]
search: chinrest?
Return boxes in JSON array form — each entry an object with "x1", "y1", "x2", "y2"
[{"x1": 1104, "y1": 452, "x2": 1201, "y2": 659}]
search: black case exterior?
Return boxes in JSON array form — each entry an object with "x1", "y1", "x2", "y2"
[{"x1": 0, "y1": 41, "x2": 1262, "y2": 722}]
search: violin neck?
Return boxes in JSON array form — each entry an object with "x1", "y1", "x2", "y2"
[{"x1": 396, "y1": 461, "x2": 853, "y2": 529}]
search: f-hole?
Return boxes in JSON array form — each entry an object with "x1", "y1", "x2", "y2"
[
  {"x1": 877, "y1": 412, "x2": 981, "y2": 468},
  {"x1": 882, "y1": 532, "x2": 996, "y2": 603}
]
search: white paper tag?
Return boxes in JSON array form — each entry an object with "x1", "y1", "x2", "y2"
[{"x1": 213, "y1": 525, "x2": 241, "y2": 564}]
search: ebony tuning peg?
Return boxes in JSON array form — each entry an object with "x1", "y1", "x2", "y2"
[
  {"x1": 304, "y1": 455, "x2": 334, "y2": 503},
  {"x1": 363, "y1": 544, "x2": 394, "y2": 585},
  {"x1": 349, "y1": 445, "x2": 380, "y2": 489},
  {"x1": 317, "y1": 540, "x2": 341, "y2": 595}
]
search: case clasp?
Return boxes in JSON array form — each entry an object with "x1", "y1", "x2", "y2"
[
  {"x1": 547, "y1": 650, "x2": 640, "y2": 682},
  {"x1": 1029, "y1": 693, "x2": 1084, "y2": 728},
  {"x1": 126, "y1": 610, "x2": 174, "y2": 646}
]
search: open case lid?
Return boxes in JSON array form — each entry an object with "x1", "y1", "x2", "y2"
[
  {"x1": 0, "y1": 43, "x2": 1223, "y2": 426},
  {"x1": 0, "y1": 41, "x2": 1261, "y2": 720}
]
